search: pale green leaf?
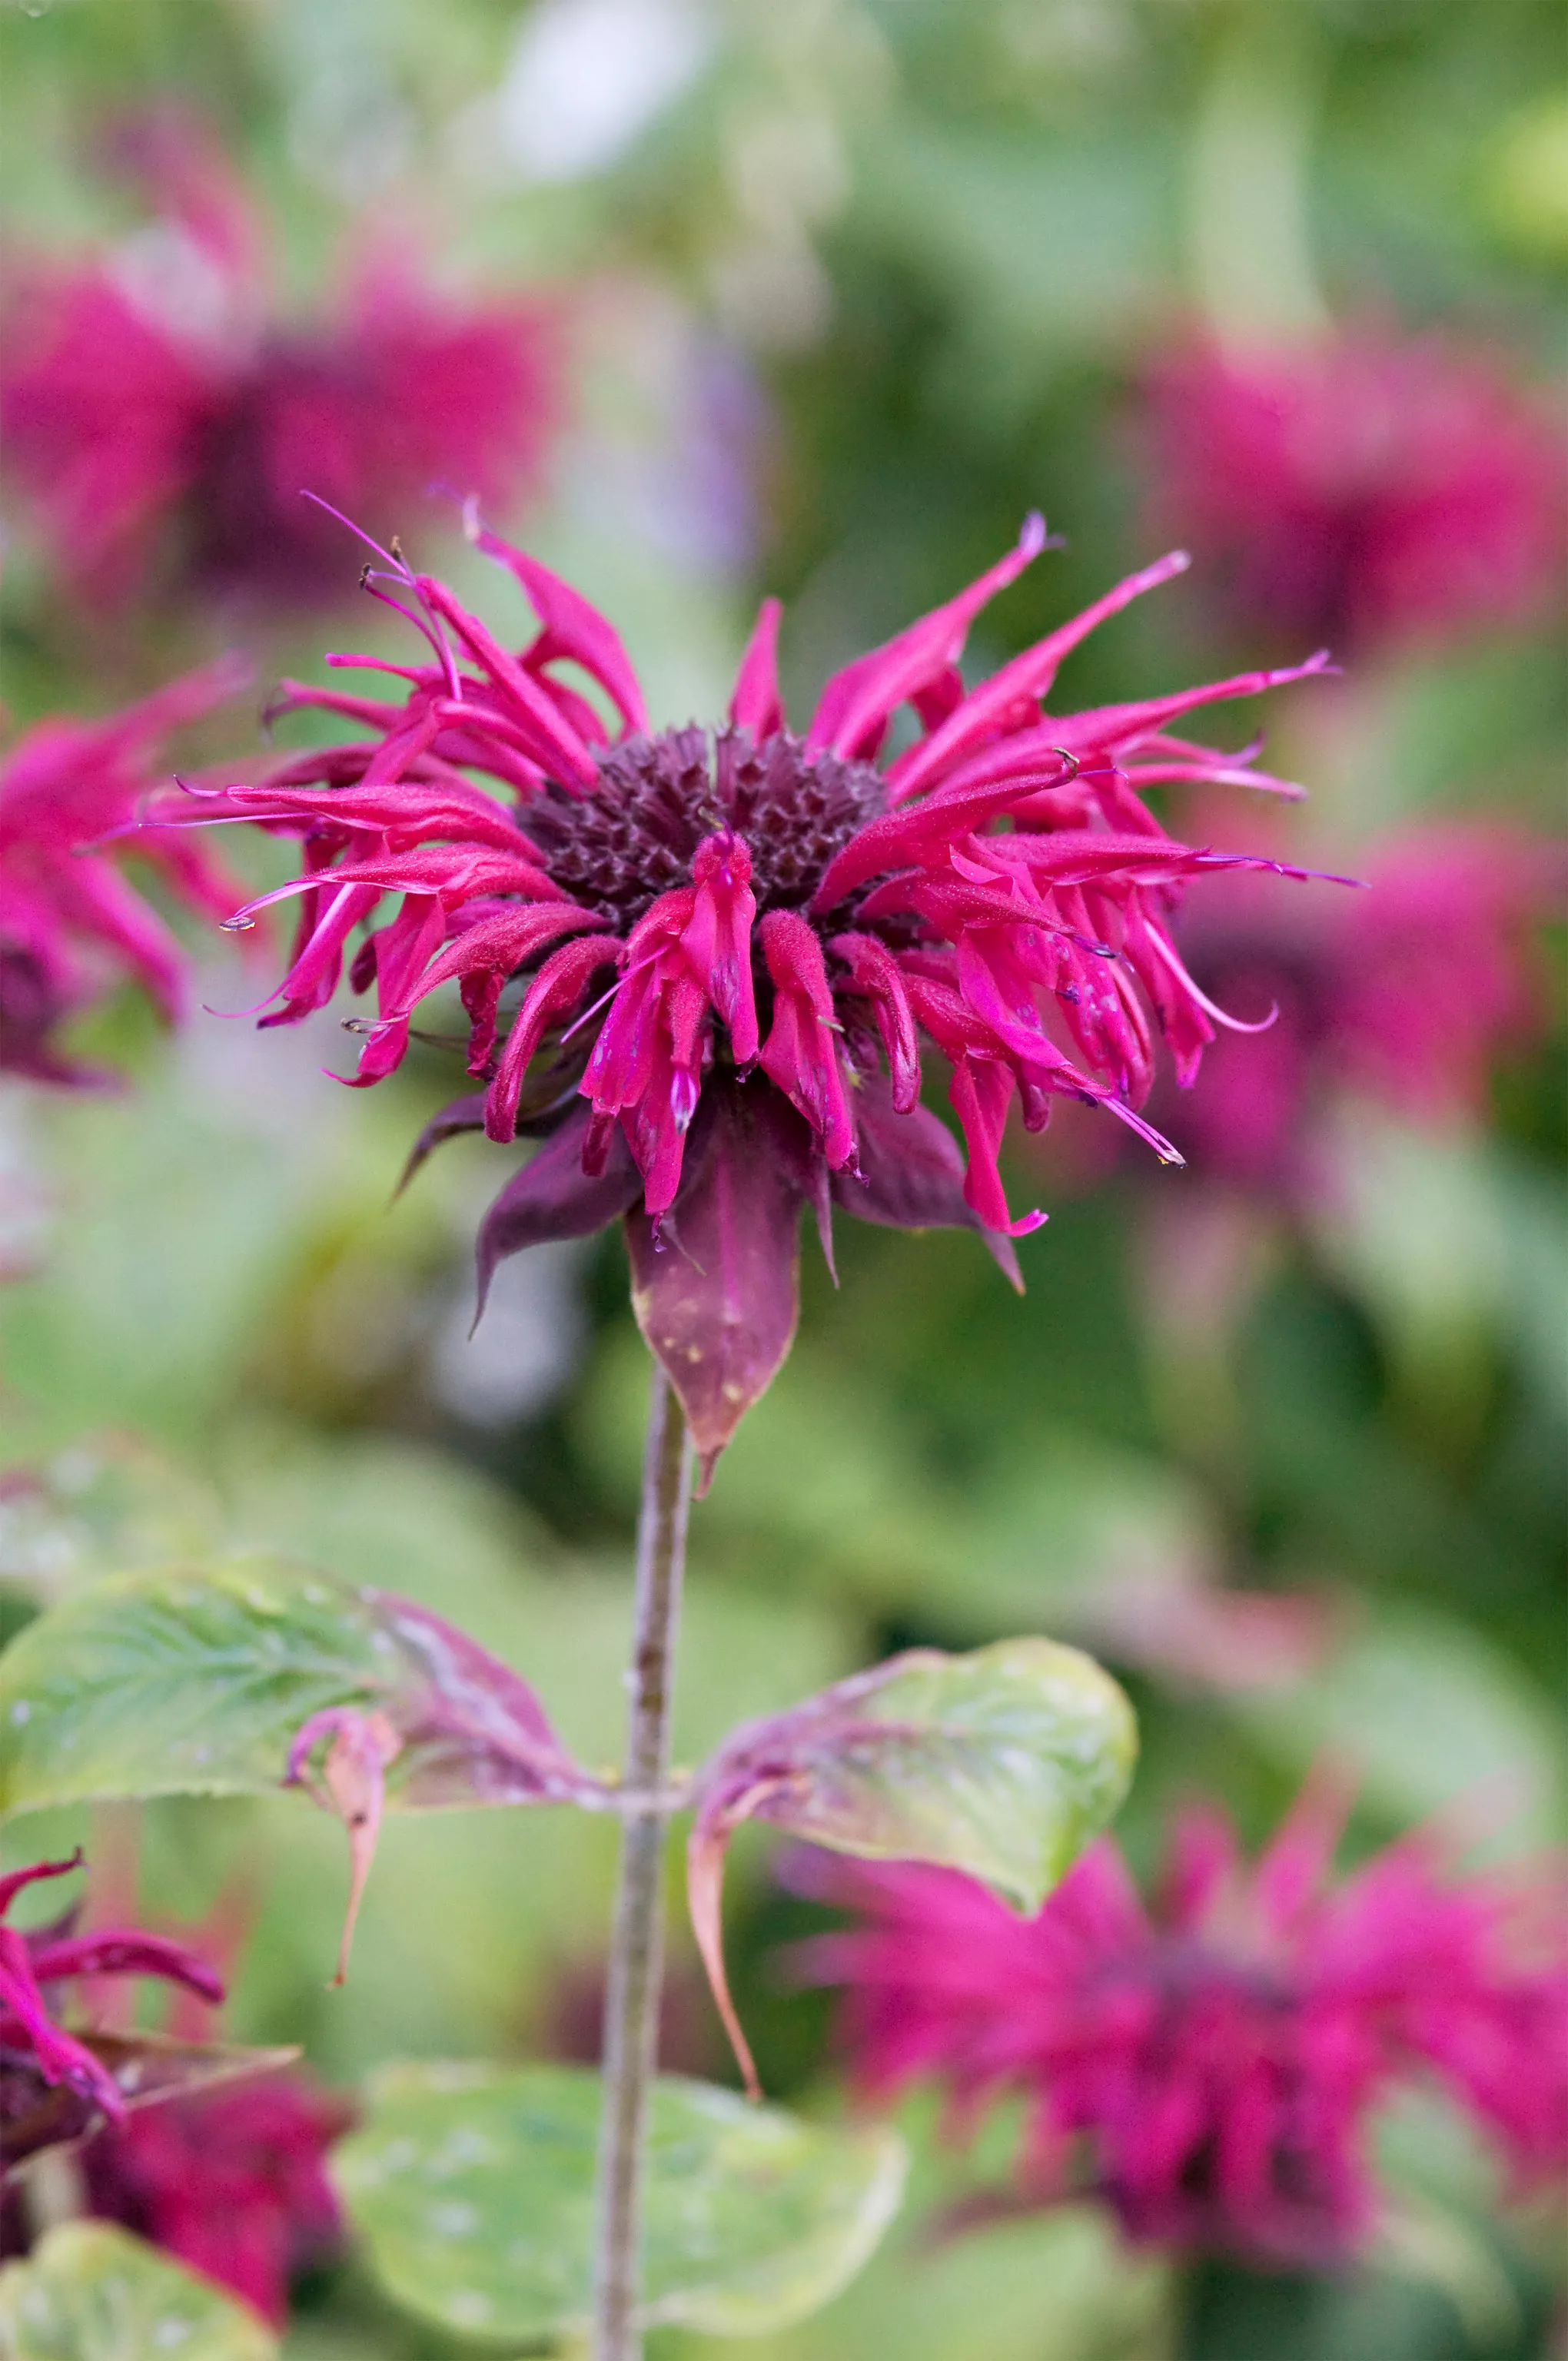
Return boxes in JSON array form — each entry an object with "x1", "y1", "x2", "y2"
[
  {"x1": 334, "y1": 2062, "x2": 906, "y2": 2343},
  {"x1": 695, "y1": 1637, "x2": 1138, "y2": 1915},
  {"x1": 686, "y1": 1638, "x2": 1136, "y2": 2093},
  {"x1": 0, "y1": 2221, "x2": 276, "y2": 2359}
]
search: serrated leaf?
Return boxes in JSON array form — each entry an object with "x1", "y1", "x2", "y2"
[
  {"x1": 334, "y1": 2061, "x2": 904, "y2": 2343},
  {"x1": 2, "y1": 2032, "x2": 301, "y2": 2177},
  {"x1": 0, "y1": 1556, "x2": 600, "y2": 1821},
  {"x1": 687, "y1": 1639, "x2": 1136, "y2": 2090},
  {"x1": 0, "y1": 2220, "x2": 277, "y2": 2358}
]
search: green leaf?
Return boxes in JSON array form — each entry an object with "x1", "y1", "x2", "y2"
[
  {"x1": 684, "y1": 1639, "x2": 1135, "y2": 2087},
  {"x1": 0, "y1": 1556, "x2": 599, "y2": 1822},
  {"x1": 334, "y1": 2061, "x2": 906, "y2": 2343},
  {"x1": 0, "y1": 1557, "x2": 392, "y2": 1815},
  {"x1": 0, "y1": 2221, "x2": 277, "y2": 2359}
]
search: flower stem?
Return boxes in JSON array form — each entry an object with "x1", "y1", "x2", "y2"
[{"x1": 592, "y1": 1363, "x2": 693, "y2": 2361}]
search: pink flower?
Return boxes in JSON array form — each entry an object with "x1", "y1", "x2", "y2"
[
  {"x1": 81, "y1": 2070, "x2": 351, "y2": 2327},
  {"x1": 1141, "y1": 328, "x2": 1566, "y2": 658},
  {"x1": 171, "y1": 513, "x2": 1340, "y2": 1473},
  {"x1": 794, "y1": 1781, "x2": 1568, "y2": 2265},
  {"x1": 1164, "y1": 821, "x2": 1559, "y2": 1191},
  {"x1": 0, "y1": 660, "x2": 246, "y2": 1086},
  {"x1": 2, "y1": 110, "x2": 558, "y2": 609},
  {"x1": 0, "y1": 1851, "x2": 224, "y2": 2128}
]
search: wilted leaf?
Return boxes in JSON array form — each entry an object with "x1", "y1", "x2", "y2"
[
  {"x1": 334, "y1": 2061, "x2": 905, "y2": 2343},
  {"x1": 2, "y1": 2031, "x2": 301, "y2": 2174},
  {"x1": 0, "y1": 1556, "x2": 602, "y2": 1820},
  {"x1": 0, "y1": 1559, "x2": 609, "y2": 1980},
  {"x1": 0, "y1": 2220, "x2": 277, "y2": 2358},
  {"x1": 686, "y1": 1639, "x2": 1135, "y2": 2090}
]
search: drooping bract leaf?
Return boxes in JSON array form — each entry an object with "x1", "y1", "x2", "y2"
[
  {"x1": 0, "y1": 2221, "x2": 277, "y2": 2359},
  {"x1": 686, "y1": 1636, "x2": 1137, "y2": 2091},
  {"x1": 334, "y1": 2061, "x2": 906, "y2": 2343},
  {"x1": 0, "y1": 1557, "x2": 608, "y2": 1980},
  {"x1": 0, "y1": 1556, "x2": 601, "y2": 1818},
  {"x1": 2, "y1": 2033, "x2": 302, "y2": 2175}
]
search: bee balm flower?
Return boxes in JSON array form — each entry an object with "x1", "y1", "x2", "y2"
[
  {"x1": 81, "y1": 2070, "x2": 350, "y2": 2327},
  {"x1": 0, "y1": 661, "x2": 245, "y2": 1086},
  {"x1": 175, "y1": 515, "x2": 1340, "y2": 1476},
  {"x1": 2, "y1": 109, "x2": 557, "y2": 612},
  {"x1": 796, "y1": 1782, "x2": 1568, "y2": 2265},
  {"x1": 1165, "y1": 819, "x2": 1560, "y2": 1194},
  {"x1": 0, "y1": 1851, "x2": 224, "y2": 2130},
  {"x1": 1141, "y1": 327, "x2": 1566, "y2": 659}
]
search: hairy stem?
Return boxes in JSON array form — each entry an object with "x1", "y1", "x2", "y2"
[{"x1": 592, "y1": 1364, "x2": 693, "y2": 2361}]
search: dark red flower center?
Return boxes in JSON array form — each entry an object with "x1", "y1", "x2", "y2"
[{"x1": 523, "y1": 725, "x2": 887, "y2": 931}]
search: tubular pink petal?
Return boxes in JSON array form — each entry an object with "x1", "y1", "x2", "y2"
[
  {"x1": 414, "y1": 575, "x2": 600, "y2": 788},
  {"x1": 228, "y1": 845, "x2": 564, "y2": 923},
  {"x1": 806, "y1": 513, "x2": 1049, "y2": 762},
  {"x1": 811, "y1": 754, "x2": 1079, "y2": 913},
  {"x1": 0, "y1": 1926, "x2": 125, "y2": 2117},
  {"x1": 829, "y1": 931, "x2": 921, "y2": 1110},
  {"x1": 410, "y1": 900, "x2": 606, "y2": 1009},
  {"x1": 486, "y1": 931, "x2": 619, "y2": 1141},
  {"x1": 730, "y1": 596, "x2": 785, "y2": 739},
  {"x1": 947, "y1": 1056, "x2": 1045, "y2": 1237},
  {"x1": 472, "y1": 523, "x2": 649, "y2": 736},
  {"x1": 29, "y1": 1931, "x2": 225, "y2": 2007},
  {"x1": 759, "y1": 910, "x2": 856, "y2": 1167},
  {"x1": 682, "y1": 832, "x2": 759, "y2": 1063},
  {"x1": 886, "y1": 549, "x2": 1192, "y2": 803},
  {"x1": 1144, "y1": 923, "x2": 1280, "y2": 1035},
  {"x1": 0, "y1": 1851, "x2": 85, "y2": 1919},
  {"x1": 1048, "y1": 652, "x2": 1337, "y2": 758},
  {"x1": 285, "y1": 1707, "x2": 404, "y2": 1986}
]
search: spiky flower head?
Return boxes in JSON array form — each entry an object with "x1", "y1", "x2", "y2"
[
  {"x1": 1141, "y1": 326, "x2": 1567, "y2": 659},
  {"x1": 0, "y1": 662, "x2": 244, "y2": 1087},
  {"x1": 171, "y1": 514, "x2": 1340, "y2": 1477},
  {"x1": 0, "y1": 1851, "x2": 224, "y2": 2129},
  {"x1": 793, "y1": 1780, "x2": 1568, "y2": 2265},
  {"x1": 1162, "y1": 819, "x2": 1562, "y2": 1194},
  {"x1": 1, "y1": 108, "x2": 557, "y2": 611},
  {"x1": 81, "y1": 2070, "x2": 350, "y2": 2327}
]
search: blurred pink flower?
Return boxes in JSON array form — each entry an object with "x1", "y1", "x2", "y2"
[
  {"x1": 0, "y1": 659, "x2": 246, "y2": 1086},
  {"x1": 1167, "y1": 821, "x2": 1560, "y2": 1191},
  {"x1": 796, "y1": 1779, "x2": 1568, "y2": 2265},
  {"x1": 2, "y1": 111, "x2": 559, "y2": 609},
  {"x1": 160, "y1": 512, "x2": 1340, "y2": 1473},
  {"x1": 1141, "y1": 328, "x2": 1566, "y2": 657},
  {"x1": 81, "y1": 2070, "x2": 351, "y2": 2327},
  {"x1": 0, "y1": 1851, "x2": 223, "y2": 2128}
]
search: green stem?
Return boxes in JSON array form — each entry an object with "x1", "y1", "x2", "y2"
[{"x1": 591, "y1": 1365, "x2": 693, "y2": 2361}]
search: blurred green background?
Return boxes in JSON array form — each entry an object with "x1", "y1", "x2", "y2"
[{"x1": 1, "y1": 0, "x2": 1563, "y2": 2353}]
